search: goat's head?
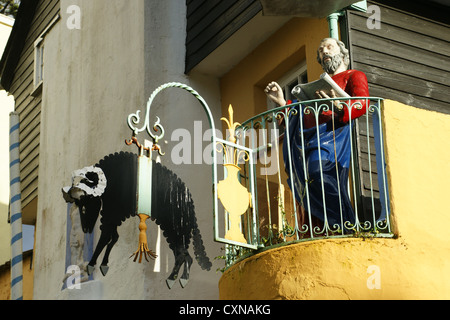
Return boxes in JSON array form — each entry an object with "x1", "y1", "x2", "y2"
[{"x1": 62, "y1": 166, "x2": 107, "y2": 233}]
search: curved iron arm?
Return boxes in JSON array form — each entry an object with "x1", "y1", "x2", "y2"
[
  {"x1": 125, "y1": 82, "x2": 219, "y2": 232},
  {"x1": 127, "y1": 82, "x2": 216, "y2": 140}
]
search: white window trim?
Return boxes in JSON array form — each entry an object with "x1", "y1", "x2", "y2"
[
  {"x1": 31, "y1": 37, "x2": 44, "y2": 95},
  {"x1": 30, "y1": 14, "x2": 60, "y2": 97},
  {"x1": 277, "y1": 61, "x2": 307, "y2": 97},
  {"x1": 267, "y1": 61, "x2": 308, "y2": 110}
]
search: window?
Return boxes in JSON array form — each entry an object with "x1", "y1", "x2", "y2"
[
  {"x1": 32, "y1": 37, "x2": 44, "y2": 96},
  {"x1": 267, "y1": 62, "x2": 308, "y2": 109},
  {"x1": 29, "y1": 14, "x2": 60, "y2": 97}
]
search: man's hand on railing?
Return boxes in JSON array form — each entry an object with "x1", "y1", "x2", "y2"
[{"x1": 315, "y1": 89, "x2": 344, "y2": 111}]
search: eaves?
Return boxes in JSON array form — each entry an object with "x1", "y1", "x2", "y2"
[{"x1": 0, "y1": 0, "x2": 39, "y2": 92}]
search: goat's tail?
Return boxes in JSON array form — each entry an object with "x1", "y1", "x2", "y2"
[
  {"x1": 190, "y1": 211, "x2": 212, "y2": 271},
  {"x1": 151, "y1": 162, "x2": 212, "y2": 271}
]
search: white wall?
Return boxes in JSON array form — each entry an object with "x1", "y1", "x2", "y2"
[
  {"x1": 34, "y1": 0, "x2": 224, "y2": 299},
  {"x1": 0, "y1": 14, "x2": 15, "y2": 266}
]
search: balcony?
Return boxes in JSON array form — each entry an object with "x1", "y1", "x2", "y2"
[{"x1": 214, "y1": 97, "x2": 394, "y2": 268}]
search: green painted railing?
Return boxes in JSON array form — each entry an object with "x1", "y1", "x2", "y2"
[{"x1": 221, "y1": 97, "x2": 394, "y2": 267}]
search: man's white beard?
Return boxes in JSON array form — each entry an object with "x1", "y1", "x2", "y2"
[{"x1": 321, "y1": 52, "x2": 344, "y2": 74}]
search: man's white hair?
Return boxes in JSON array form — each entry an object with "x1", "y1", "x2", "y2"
[{"x1": 316, "y1": 37, "x2": 350, "y2": 67}]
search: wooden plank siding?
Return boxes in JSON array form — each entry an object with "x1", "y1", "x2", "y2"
[
  {"x1": 347, "y1": 1, "x2": 450, "y2": 113},
  {"x1": 345, "y1": 1, "x2": 450, "y2": 222},
  {"x1": 185, "y1": 0, "x2": 262, "y2": 73},
  {"x1": 8, "y1": 0, "x2": 60, "y2": 220}
]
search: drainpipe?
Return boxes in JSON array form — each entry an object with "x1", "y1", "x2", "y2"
[
  {"x1": 9, "y1": 112, "x2": 23, "y2": 300},
  {"x1": 327, "y1": 12, "x2": 342, "y2": 39}
]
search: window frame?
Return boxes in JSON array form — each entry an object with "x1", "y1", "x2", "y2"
[
  {"x1": 30, "y1": 14, "x2": 60, "y2": 97},
  {"x1": 31, "y1": 36, "x2": 44, "y2": 96},
  {"x1": 267, "y1": 61, "x2": 308, "y2": 110}
]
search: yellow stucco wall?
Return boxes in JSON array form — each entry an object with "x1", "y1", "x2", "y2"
[
  {"x1": 0, "y1": 251, "x2": 34, "y2": 300},
  {"x1": 219, "y1": 100, "x2": 450, "y2": 300}
]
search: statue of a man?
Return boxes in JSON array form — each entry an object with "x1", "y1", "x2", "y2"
[
  {"x1": 265, "y1": 38, "x2": 369, "y2": 231},
  {"x1": 266, "y1": 38, "x2": 369, "y2": 124}
]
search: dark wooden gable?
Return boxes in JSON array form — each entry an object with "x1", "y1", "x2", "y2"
[
  {"x1": 185, "y1": 0, "x2": 262, "y2": 73},
  {"x1": 0, "y1": 0, "x2": 60, "y2": 224}
]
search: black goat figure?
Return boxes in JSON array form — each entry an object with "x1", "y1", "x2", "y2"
[{"x1": 62, "y1": 151, "x2": 212, "y2": 289}]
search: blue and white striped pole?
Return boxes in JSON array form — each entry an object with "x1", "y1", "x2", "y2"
[{"x1": 9, "y1": 112, "x2": 23, "y2": 300}]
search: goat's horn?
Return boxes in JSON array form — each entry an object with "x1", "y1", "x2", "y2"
[{"x1": 71, "y1": 166, "x2": 107, "y2": 197}]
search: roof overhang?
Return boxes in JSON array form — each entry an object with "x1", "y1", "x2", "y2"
[
  {"x1": 0, "y1": 0, "x2": 39, "y2": 92},
  {"x1": 189, "y1": 1, "x2": 366, "y2": 77},
  {"x1": 259, "y1": 0, "x2": 364, "y2": 18},
  {"x1": 190, "y1": 11, "x2": 291, "y2": 78}
]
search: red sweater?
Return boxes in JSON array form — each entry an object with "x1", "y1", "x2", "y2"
[{"x1": 332, "y1": 69, "x2": 369, "y2": 123}]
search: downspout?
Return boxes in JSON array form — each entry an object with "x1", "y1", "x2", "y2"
[
  {"x1": 9, "y1": 112, "x2": 23, "y2": 300},
  {"x1": 327, "y1": 12, "x2": 342, "y2": 39}
]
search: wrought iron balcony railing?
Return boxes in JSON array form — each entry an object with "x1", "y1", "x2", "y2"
[{"x1": 218, "y1": 97, "x2": 394, "y2": 268}]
